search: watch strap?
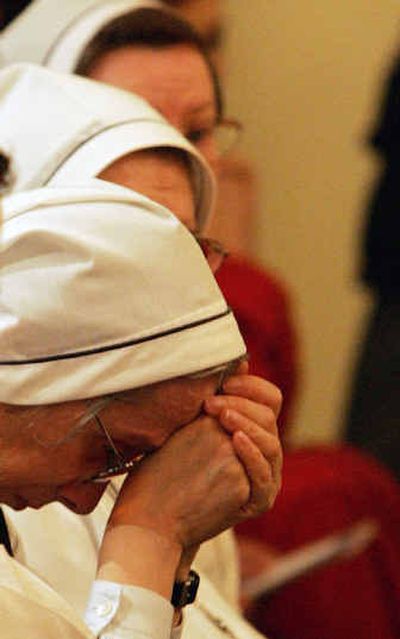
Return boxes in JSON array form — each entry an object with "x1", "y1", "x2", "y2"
[
  {"x1": 0, "y1": 509, "x2": 13, "y2": 557},
  {"x1": 171, "y1": 569, "x2": 200, "y2": 608}
]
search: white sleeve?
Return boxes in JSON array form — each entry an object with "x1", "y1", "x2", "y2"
[{"x1": 85, "y1": 580, "x2": 179, "y2": 639}]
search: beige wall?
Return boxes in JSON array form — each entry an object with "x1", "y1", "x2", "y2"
[{"x1": 223, "y1": 0, "x2": 400, "y2": 444}]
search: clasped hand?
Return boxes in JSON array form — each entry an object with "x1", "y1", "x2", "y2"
[{"x1": 107, "y1": 362, "x2": 282, "y2": 549}]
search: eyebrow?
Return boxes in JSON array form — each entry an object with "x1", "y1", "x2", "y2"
[{"x1": 185, "y1": 102, "x2": 216, "y2": 118}]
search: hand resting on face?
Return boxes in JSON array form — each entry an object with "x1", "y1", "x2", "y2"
[{"x1": 98, "y1": 368, "x2": 283, "y2": 599}]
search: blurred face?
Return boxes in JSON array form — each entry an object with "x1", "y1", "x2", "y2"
[
  {"x1": 0, "y1": 372, "x2": 222, "y2": 514},
  {"x1": 88, "y1": 43, "x2": 219, "y2": 169}
]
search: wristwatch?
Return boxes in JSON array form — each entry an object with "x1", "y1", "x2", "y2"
[{"x1": 171, "y1": 570, "x2": 200, "y2": 608}]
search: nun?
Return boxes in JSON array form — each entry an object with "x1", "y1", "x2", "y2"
[
  {"x1": 1, "y1": 176, "x2": 275, "y2": 638},
  {"x1": 0, "y1": 64, "x2": 282, "y2": 638},
  {"x1": 0, "y1": 4, "x2": 253, "y2": 614}
]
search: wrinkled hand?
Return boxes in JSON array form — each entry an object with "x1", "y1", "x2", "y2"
[
  {"x1": 204, "y1": 361, "x2": 283, "y2": 514},
  {"x1": 107, "y1": 413, "x2": 271, "y2": 550}
]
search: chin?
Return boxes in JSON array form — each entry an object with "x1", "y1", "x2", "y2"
[
  {"x1": 1, "y1": 494, "x2": 30, "y2": 511},
  {"x1": 12, "y1": 493, "x2": 58, "y2": 511},
  {"x1": 24, "y1": 497, "x2": 53, "y2": 510},
  {"x1": 29, "y1": 500, "x2": 52, "y2": 510}
]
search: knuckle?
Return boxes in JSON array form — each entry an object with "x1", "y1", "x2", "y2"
[
  {"x1": 268, "y1": 387, "x2": 283, "y2": 416},
  {"x1": 260, "y1": 463, "x2": 273, "y2": 485},
  {"x1": 260, "y1": 491, "x2": 275, "y2": 513},
  {"x1": 274, "y1": 386, "x2": 283, "y2": 408},
  {"x1": 264, "y1": 407, "x2": 276, "y2": 429},
  {"x1": 237, "y1": 480, "x2": 250, "y2": 505},
  {"x1": 229, "y1": 469, "x2": 250, "y2": 504},
  {"x1": 271, "y1": 483, "x2": 281, "y2": 508},
  {"x1": 255, "y1": 468, "x2": 282, "y2": 512},
  {"x1": 269, "y1": 435, "x2": 283, "y2": 460},
  {"x1": 268, "y1": 476, "x2": 282, "y2": 508}
]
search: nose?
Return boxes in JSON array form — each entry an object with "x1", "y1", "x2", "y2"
[{"x1": 57, "y1": 482, "x2": 108, "y2": 514}]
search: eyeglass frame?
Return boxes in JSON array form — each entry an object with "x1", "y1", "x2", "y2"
[
  {"x1": 213, "y1": 117, "x2": 243, "y2": 156},
  {"x1": 193, "y1": 234, "x2": 229, "y2": 274}
]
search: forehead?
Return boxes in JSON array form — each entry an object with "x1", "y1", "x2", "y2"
[
  {"x1": 98, "y1": 148, "x2": 197, "y2": 231},
  {"x1": 88, "y1": 43, "x2": 217, "y2": 120}
]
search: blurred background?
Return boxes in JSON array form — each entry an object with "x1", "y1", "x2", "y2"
[{"x1": 220, "y1": 0, "x2": 400, "y2": 445}]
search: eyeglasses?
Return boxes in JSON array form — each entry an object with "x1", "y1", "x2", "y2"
[
  {"x1": 214, "y1": 118, "x2": 243, "y2": 156},
  {"x1": 187, "y1": 355, "x2": 248, "y2": 394},
  {"x1": 91, "y1": 413, "x2": 145, "y2": 484},
  {"x1": 188, "y1": 118, "x2": 243, "y2": 158},
  {"x1": 75, "y1": 397, "x2": 143, "y2": 484},
  {"x1": 86, "y1": 355, "x2": 247, "y2": 483},
  {"x1": 194, "y1": 234, "x2": 229, "y2": 273}
]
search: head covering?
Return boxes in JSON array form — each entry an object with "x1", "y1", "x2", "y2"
[
  {"x1": 0, "y1": 0, "x2": 163, "y2": 72},
  {"x1": 0, "y1": 182, "x2": 246, "y2": 405},
  {"x1": 0, "y1": 63, "x2": 214, "y2": 231}
]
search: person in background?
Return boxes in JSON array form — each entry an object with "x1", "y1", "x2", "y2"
[
  {"x1": 164, "y1": 3, "x2": 400, "y2": 639},
  {"x1": 162, "y1": 0, "x2": 299, "y2": 433},
  {"x1": 344, "y1": 50, "x2": 400, "y2": 482}
]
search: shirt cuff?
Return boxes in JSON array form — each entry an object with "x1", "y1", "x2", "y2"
[{"x1": 85, "y1": 580, "x2": 174, "y2": 638}]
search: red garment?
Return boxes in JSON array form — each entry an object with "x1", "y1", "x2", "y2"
[
  {"x1": 237, "y1": 446, "x2": 400, "y2": 639},
  {"x1": 216, "y1": 255, "x2": 400, "y2": 638},
  {"x1": 216, "y1": 255, "x2": 298, "y2": 439}
]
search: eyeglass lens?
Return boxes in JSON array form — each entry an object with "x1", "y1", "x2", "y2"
[
  {"x1": 214, "y1": 119, "x2": 243, "y2": 156},
  {"x1": 195, "y1": 236, "x2": 229, "y2": 273}
]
